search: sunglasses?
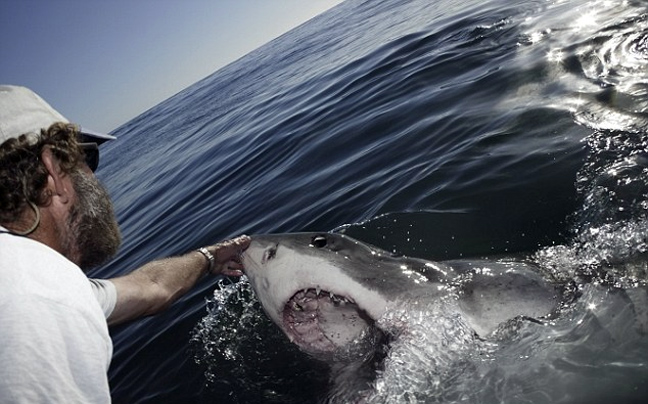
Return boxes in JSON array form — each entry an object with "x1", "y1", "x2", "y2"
[{"x1": 79, "y1": 142, "x2": 100, "y2": 172}]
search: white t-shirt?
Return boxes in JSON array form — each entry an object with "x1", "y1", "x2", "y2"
[{"x1": 0, "y1": 227, "x2": 117, "y2": 403}]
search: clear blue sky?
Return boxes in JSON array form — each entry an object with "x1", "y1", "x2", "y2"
[{"x1": 0, "y1": 0, "x2": 344, "y2": 133}]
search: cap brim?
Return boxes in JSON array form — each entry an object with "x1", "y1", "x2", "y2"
[{"x1": 79, "y1": 127, "x2": 116, "y2": 145}]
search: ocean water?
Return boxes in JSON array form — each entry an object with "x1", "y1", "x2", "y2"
[{"x1": 90, "y1": 0, "x2": 648, "y2": 402}]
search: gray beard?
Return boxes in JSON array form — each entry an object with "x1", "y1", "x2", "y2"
[{"x1": 63, "y1": 170, "x2": 122, "y2": 271}]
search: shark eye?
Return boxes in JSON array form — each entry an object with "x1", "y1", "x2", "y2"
[{"x1": 310, "y1": 235, "x2": 328, "y2": 248}]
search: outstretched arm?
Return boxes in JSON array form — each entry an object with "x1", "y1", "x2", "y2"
[{"x1": 106, "y1": 235, "x2": 250, "y2": 326}]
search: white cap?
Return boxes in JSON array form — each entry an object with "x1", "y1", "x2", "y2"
[{"x1": 0, "y1": 85, "x2": 116, "y2": 145}]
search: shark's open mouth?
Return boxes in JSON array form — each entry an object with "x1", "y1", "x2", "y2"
[{"x1": 283, "y1": 288, "x2": 374, "y2": 355}]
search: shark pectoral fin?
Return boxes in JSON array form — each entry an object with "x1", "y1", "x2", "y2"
[{"x1": 458, "y1": 268, "x2": 559, "y2": 337}]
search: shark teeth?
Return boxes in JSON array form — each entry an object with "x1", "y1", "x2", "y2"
[{"x1": 292, "y1": 288, "x2": 355, "y2": 305}]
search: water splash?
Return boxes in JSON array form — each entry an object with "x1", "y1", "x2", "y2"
[
  {"x1": 535, "y1": 220, "x2": 648, "y2": 283},
  {"x1": 191, "y1": 278, "x2": 264, "y2": 375},
  {"x1": 525, "y1": 1, "x2": 648, "y2": 288},
  {"x1": 190, "y1": 277, "x2": 329, "y2": 403},
  {"x1": 331, "y1": 299, "x2": 479, "y2": 404}
]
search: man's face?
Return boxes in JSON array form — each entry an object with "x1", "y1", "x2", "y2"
[{"x1": 64, "y1": 169, "x2": 122, "y2": 271}]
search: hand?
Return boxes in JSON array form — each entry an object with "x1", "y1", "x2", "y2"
[{"x1": 206, "y1": 235, "x2": 250, "y2": 276}]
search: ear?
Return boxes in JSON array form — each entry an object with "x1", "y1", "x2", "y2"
[{"x1": 40, "y1": 147, "x2": 72, "y2": 205}]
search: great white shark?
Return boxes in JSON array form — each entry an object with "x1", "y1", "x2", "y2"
[{"x1": 241, "y1": 232, "x2": 560, "y2": 400}]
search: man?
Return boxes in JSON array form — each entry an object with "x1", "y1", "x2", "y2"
[{"x1": 0, "y1": 85, "x2": 250, "y2": 403}]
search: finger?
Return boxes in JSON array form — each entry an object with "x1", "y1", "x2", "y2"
[
  {"x1": 210, "y1": 259, "x2": 244, "y2": 276},
  {"x1": 226, "y1": 260, "x2": 244, "y2": 270},
  {"x1": 232, "y1": 235, "x2": 251, "y2": 250},
  {"x1": 227, "y1": 235, "x2": 252, "y2": 249},
  {"x1": 221, "y1": 268, "x2": 244, "y2": 277}
]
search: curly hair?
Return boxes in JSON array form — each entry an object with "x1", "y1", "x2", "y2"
[{"x1": 0, "y1": 122, "x2": 86, "y2": 224}]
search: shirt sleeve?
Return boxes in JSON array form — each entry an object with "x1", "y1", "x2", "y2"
[{"x1": 88, "y1": 278, "x2": 117, "y2": 319}]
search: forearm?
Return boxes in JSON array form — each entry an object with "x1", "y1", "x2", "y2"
[
  {"x1": 106, "y1": 251, "x2": 208, "y2": 325},
  {"x1": 106, "y1": 235, "x2": 250, "y2": 326}
]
